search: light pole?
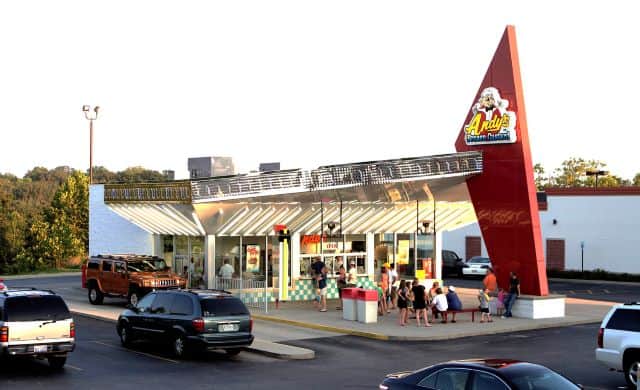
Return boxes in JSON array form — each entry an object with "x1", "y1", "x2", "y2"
[
  {"x1": 585, "y1": 169, "x2": 608, "y2": 190},
  {"x1": 82, "y1": 105, "x2": 100, "y2": 184}
]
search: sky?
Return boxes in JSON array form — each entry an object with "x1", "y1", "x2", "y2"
[{"x1": 1, "y1": 1, "x2": 639, "y2": 181}]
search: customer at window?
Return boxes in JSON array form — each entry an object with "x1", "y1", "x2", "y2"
[
  {"x1": 218, "y1": 258, "x2": 234, "y2": 289},
  {"x1": 347, "y1": 261, "x2": 358, "y2": 287}
]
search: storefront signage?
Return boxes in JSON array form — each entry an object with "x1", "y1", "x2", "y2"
[
  {"x1": 246, "y1": 245, "x2": 260, "y2": 273},
  {"x1": 104, "y1": 182, "x2": 192, "y2": 203},
  {"x1": 464, "y1": 87, "x2": 517, "y2": 145}
]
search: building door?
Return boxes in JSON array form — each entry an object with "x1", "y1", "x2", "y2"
[
  {"x1": 465, "y1": 236, "x2": 481, "y2": 260},
  {"x1": 546, "y1": 239, "x2": 566, "y2": 271}
]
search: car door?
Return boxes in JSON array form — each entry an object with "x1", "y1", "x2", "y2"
[
  {"x1": 100, "y1": 260, "x2": 114, "y2": 292},
  {"x1": 147, "y1": 293, "x2": 175, "y2": 340},
  {"x1": 129, "y1": 292, "x2": 156, "y2": 339},
  {"x1": 112, "y1": 261, "x2": 128, "y2": 296}
]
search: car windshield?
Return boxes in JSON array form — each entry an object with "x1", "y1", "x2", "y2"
[
  {"x1": 153, "y1": 259, "x2": 168, "y2": 270},
  {"x1": 5, "y1": 295, "x2": 71, "y2": 322},
  {"x1": 200, "y1": 297, "x2": 249, "y2": 317},
  {"x1": 127, "y1": 260, "x2": 157, "y2": 272},
  {"x1": 504, "y1": 364, "x2": 580, "y2": 390}
]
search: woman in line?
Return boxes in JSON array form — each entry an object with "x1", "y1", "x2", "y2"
[
  {"x1": 397, "y1": 280, "x2": 408, "y2": 326},
  {"x1": 411, "y1": 278, "x2": 431, "y2": 327}
]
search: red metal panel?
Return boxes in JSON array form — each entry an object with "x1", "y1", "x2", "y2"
[{"x1": 455, "y1": 26, "x2": 549, "y2": 296}]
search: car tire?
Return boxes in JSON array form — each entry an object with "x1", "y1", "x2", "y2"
[
  {"x1": 172, "y1": 334, "x2": 189, "y2": 359},
  {"x1": 88, "y1": 285, "x2": 104, "y2": 305},
  {"x1": 624, "y1": 354, "x2": 640, "y2": 388},
  {"x1": 48, "y1": 355, "x2": 67, "y2": 369},
  {"x1": 128, "y1": 289, "x2": 141, "y2": 307},
  {"x1": 119, "y1": 323, "x2": 133, "y2": 347},
  {"x1": 225, "y1": 349, "x2": 242, "y2": 357}
]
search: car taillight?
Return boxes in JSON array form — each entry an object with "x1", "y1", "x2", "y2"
[
  {"x1": 250, "y1": 318, "x2": 253, "y2": 332},
  {"x1": 192, "y1": 318, "x2": 205, "y2": 333},
  {"x1": 70, "y1": 322, "x2": 76, "y2": 338},
  {"x1": 598, "y1": 327, "x2": 604, "y2": 348},
  {"x1": 1, "y1": 326, "x2": 8, "y2": 342}
]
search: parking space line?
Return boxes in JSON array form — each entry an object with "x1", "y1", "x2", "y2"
[
  {"x1": 65, "y1": 364, "x2": 84, "y2": 371},
  {"x1": 91, "y1": 341, "x2": 180, "y2": 364}
]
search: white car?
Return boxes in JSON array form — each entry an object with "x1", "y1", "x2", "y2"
[
  {"x1": 595, "y1": 302, "x2": 640, "y2": 388},
  {"x1": 461, "y1": 256, "x2": 493, "y2": 277}
]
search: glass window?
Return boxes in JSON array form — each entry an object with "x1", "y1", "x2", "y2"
[
  {"x1": 87, "y1": 260, "x2": 100, "y2": 270},
  {"x1": 170, "y1": 295, "x2": 194, "y2": 316},
  {"x1": 137, "y1": 293, "x2": 156, "y2": 312},
  {"x1": 200, "y1": 297, "x2": 249, "y2": 317},
  {"x1": 417, "y1": 372, "x2": 437, "y2": 388},
  {"x1": 102, "y1": 261, "x2": 112, "y2": 272},
  {"x1": 606, "y1": 309, "x2": 640, "y2": 331},
  {"x1": 433, "y1": 369, "x2": 470, "y2": 390},
  {"x1": 507, "y1": 366, "x2": 580, "y2": 389},
  {"x1": 5, "y1": 296, "x2": 71, "y2": 321},
  {"x1": 115, "y1": 262, "x2": 126, "y2": 273},
  {"x1": 150, "y1": 293, "x2": 174, "y2": 314},
  {"x1": 471, "y1": 372, "x2": 509, "y2": 390}
]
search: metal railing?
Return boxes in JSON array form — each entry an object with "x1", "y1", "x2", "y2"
[{"x1": 212, "y1": 277, "x2": 272, "y2": 312}]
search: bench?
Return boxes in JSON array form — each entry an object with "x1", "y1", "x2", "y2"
[{"x1": 441, "y1": 308, "x2": 481, "y2": 322}]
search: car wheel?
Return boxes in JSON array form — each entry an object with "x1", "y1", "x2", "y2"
[
  {"x1": 172, "y1": 334, "x2": 188, "y2": 359},
  {"x1": 128, "y1": 290, "x2": 141, "y2": 307},
  {"x1": 88, "y1": 285, "x2": 104, "y2": 305},
  {"x1": 225, "y1": 349, "x2": 241, "y2": 357},
  {"x1": 48, "y1": 355, "x2": 67, "y2": 369},
  {"x1": 119, "y1": 324, "x2": 133, "y2": 347},
  {"x1": 624, "y1": 355, "x2": 640, "y2": 388}
]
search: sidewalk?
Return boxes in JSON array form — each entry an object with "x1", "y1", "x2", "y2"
[
  {"x1": 252, "y1": 287, "x2": 616, "y2": 341},
  {"x1": 67, "y1": 300, "x2": 314, "y2": 360}
]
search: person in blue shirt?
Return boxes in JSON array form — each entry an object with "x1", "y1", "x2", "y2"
[
  {"x1": 445, "y1": 286, "x2": 463, "y2": 323},
  {"x1": 318, "y1": 266, "x2": 328, "y2": 312}
]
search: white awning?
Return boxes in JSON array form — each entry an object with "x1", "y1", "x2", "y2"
[{"x1": 108, "y1": 203, "x2": 205, "y2": 236}]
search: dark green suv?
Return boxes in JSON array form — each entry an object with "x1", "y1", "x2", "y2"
[{"x1": 116, "y1": 289, "x2": 253, "y2": 358}]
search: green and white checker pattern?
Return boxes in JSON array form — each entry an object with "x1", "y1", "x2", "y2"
[{"x1": 287, "y1": 276, "x2": 375, "y2": 301}]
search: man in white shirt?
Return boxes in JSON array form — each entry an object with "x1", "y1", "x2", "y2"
[
  {"x1": 218, "y1": 259, "x2": 234, "y2": 289},
  {"x1": 347, "y1": 261, "x2": 358, "y2": 287},
  {"x1": 388, "y1": 264, "x2": 399, "y2": 309},
  {"x1": 431, "y1": 287, "x2": 449, "y2": 323}
]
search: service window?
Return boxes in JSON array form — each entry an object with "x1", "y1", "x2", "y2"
[
  {"x1": 102, "y1": 261, "x2": 113, "y2": 272},
  {"x1": 150, "y1": 294, "x2": 174, "y2": 314},
  {"x1": 606, "y1": 309, "x2": 640, "y2": 332},
  {"x1": 170, "y1": 295, "x2": 194, "y2": 316}
]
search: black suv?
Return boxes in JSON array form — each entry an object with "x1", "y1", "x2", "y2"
[
  {"x1": 442, "y1": 250, "x2": 464, "y2": 276},
  {"x1": 116, "y1": 289, "x2": 253, "y2": 358}
]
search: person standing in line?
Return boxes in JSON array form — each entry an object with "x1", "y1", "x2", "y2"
[
  {"x1": 397, "y1": 280, "x2": 408, "y2": 326},
  {"x1": 411, "y1": 278, "x2": 431, "y2": 327},
  {"x1": 336, "y1": 265, "x2": 347, "y2": 310},
  {"x1": 478, "y1": 288, "x2": 493, "y2": 323},
  {"x1": 188, "y1": 257, "x2": 195, "y2": 288},
  {"x1": 406, "y1": 280, "x2": 415, "y2": 318},
  {"x1": 380, "y1": 266, "x2": 390, "y2": 313},
  {"x1": 502, "y1": 271, "x2": 521, "y2": 318},
  {"x1": 318, "y1": 266, "x2": 328, "y2": 312},
  {"x1": 483, "y1": 268, "x2": 498, "y2": 295},
  {"x1": 218, "y1": 258, "x2": 234, "y2": 289},
  {"x1": 388, "y1": 264, "x2": 399, "y2": 310}
]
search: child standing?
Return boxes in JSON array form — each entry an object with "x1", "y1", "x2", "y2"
[
  {"x1": 496, "y1": 288, "x2": 506, "y2": 317},
  {"x1": 478, "y1": 288, "x2": 492, "y2": 323}
]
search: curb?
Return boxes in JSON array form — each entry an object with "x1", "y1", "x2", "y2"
[
  {"x1": 70, "y1": 309, "x2": 314, "y2": 360},
  {"x1": 252, "y1": 314, "x2": 390, "y2": 341},
  {"x1": 251, "y1": 313, "x2": 601, "y2": 342},
  {"x1": 549, "y1": 278, "x2": 640, "y2": 287}
]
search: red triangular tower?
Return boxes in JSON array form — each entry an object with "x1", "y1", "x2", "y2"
[{"x1": 455, "y1": 26, "x2": 548, "y2": 296}]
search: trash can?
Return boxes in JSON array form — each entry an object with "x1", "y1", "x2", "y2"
[
  {"x1": 357, "y1": 289, "x2": 378, "y2": 324},
  {"x1": 342, "y1": 288, "x2": 358, "y2": 321}
]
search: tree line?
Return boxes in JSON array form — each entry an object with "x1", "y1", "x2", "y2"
[
  {"x1": 1, "y1": 158, "x2": 639, "y2": 274},
  {"x1": 0, "y1": 166, "x2": 170, "y2": 274}
]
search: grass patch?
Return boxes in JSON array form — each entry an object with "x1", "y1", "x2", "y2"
[{"x1": 548, "y1": 268, "x2": 640, "y2": 283}]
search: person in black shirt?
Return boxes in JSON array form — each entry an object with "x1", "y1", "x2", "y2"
[
  {"x1": 503, "y1": 271, "x2": 520, "y2": 318},
  {"x1": 411, "y1": 278, "x2": 431, "y2": 327}
]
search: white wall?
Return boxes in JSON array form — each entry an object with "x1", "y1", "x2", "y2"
[
  {"x1": 89, "y1": 185, "x2": 154, "y2": 256},
  {"x1": 441, "y1": 223, "x2": 488, "y2": 260},
  {"x1": 442, "y1": 195, "x2": 640, "y2": 273}
]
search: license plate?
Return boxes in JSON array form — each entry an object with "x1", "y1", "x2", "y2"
[
  {"x1": 34, "y1": 345, "x2": 48, "y2": 353},
  {"x1": 218, "y1": 324, "x2": 239, "y2": 332},
  {"x1": 472, "y1": 269, "x2": 478, "y2": 273}
]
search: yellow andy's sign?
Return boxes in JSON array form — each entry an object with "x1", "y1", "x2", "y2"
[{"x1": 464, "y1": 87, "x2": 517, "y2": 145}]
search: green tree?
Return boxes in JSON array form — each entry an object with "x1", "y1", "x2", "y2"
[
  {"x1": 549, "y1": 157, "x2": 624, "y2": 187},
  {"x1": 533, "y1": 163, "x2": 548, "y2": 190},
  {"x1": 116, "y1": 166, "x2": 167, "y2": 183},
  {"x1": 634, "y1": 173, "x2": 640, "y2": 186}
]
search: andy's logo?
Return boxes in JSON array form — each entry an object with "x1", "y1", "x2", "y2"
[{"x1": 464, "y1": 87, "x2": 517, "y2": 145}]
